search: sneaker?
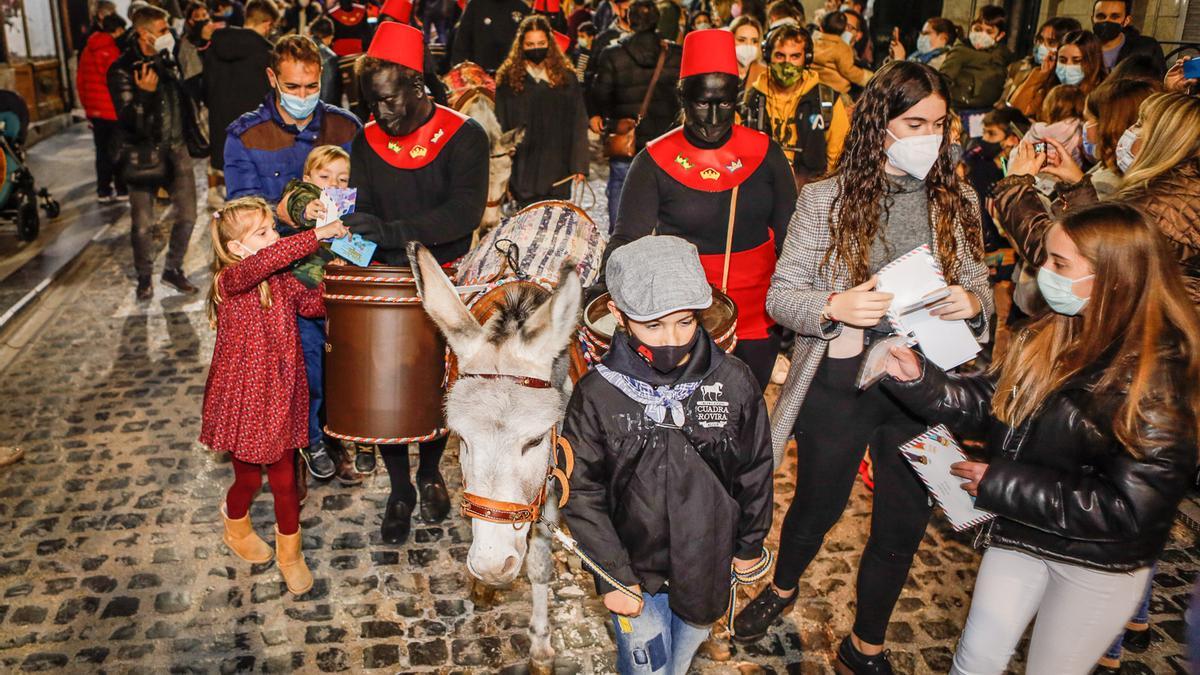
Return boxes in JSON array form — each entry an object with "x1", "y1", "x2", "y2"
[
  {"x1": 98, "y1": 193, "x2": 116, "y2": 204},
  {"x1": 161, "y1": 267, "x2": 199, "y2": 295},
  {"x1": 136, "y1": 275, "x2": 153, "y2": 301},
  {"x1": 115, "y1": 191, "x2": 130, "y2": 202},
  {"x1": 355, "y1": 445, "x2": 377, "y2": 474},
  {"x1": 732, "y1": 585, "x2": 798, "y2": 643},
  {"x1": 300, "y1": 440, "x2": 337, "y2": 479},
  {"x1": 835, "y1": 635, "x2": 893, "y2": 675}
]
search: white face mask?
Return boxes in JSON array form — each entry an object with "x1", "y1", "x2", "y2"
[
  {"x1": 153, "y1": 31, "x2": 176, "y2": 54},
  {"x1": 886, "y1": 129, "x2": 942, "y2": 180},
  {"x1": 841, "y1": 30, "x2": 856, "y2": 45},
  {"x1": 735, "y1": 44, "x2": 759, "y2": 66},
  {"x1": 232, "y1": 240, "x2": 260, "y2": 259},
  {"x1": 968, "y1": 30, "x2": 995, "y2": 50},
  {"x1": 1115, "y1": 126, "x2": 1139, "y2": 173}
]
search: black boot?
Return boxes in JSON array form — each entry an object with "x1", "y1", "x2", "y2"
[
  {"x1": 416, "y1": 472, "x2": 451, "y2": 523},
  {"x1": 731, "y1": 585, "x2": 797, "y2": 643},
  {"x1": 136, "y1": 275, "x2": 153, "y2": 300},
  {"x1": 835, "y1": 636, "x2": 893, "y2": 675},
  {"x1": 161, "y1": 267, "x2": 199, "y2": 294},
  {"x1": 380, "y1": 497, "x2": 413, "y2": 545}
]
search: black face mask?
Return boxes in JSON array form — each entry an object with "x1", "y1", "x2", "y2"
[
  {"x1": 1092, "y1": 21, "x2": 1123, "y2": 42},
  {"x1": 188, "y1": 18, "x2": 209, "y2": 40},
  {"x1": 968, "y1": 138, "x2": 1003, "y2": 161},
  {"x1": 523, "y1": 47, "x2": 548, "y2": 64},
  {"x1": 365, "y1": 66, "x2": 431, "y2": 137},
  {"x1": 679, "y1": 73, "x2": 739, "y2": 145},
  {"x1": 625, "y1": 324, "x2": 701, "y2": 374}
]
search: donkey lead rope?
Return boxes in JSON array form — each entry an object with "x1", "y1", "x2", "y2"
[
  {"x1": 538, "y1": 515, "x2": 645, "y2": 613},
  {"x1": 726, "y1": 547, "x2": 774, "y2": 636}
]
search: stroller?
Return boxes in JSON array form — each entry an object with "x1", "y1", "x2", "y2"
[{"x1": 0, "y1": 90, "x2": 59, "y2": 241}]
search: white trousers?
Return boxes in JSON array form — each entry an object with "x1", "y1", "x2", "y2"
[{"x1": 951, "y1": 546, "x2": 1152, "y2": 675}]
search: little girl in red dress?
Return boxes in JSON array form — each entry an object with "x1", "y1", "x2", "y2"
[{"x1": 200, "y1": 196, "x2": 348, "y2": 595}]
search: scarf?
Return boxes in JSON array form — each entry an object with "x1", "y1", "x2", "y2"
[{"x1": 595, "y1": 364, "x2": 701, "y2": 426}]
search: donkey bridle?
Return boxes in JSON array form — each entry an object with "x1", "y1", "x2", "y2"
[{"x1": 456, "y1": 373, "x2": 574, "y2": 528}]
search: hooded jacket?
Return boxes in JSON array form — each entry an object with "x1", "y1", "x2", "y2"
[
  {"x1": 560, "y1": 330, "x2": 773, "y2": 625},
  {"x1": 940, "y1": 43, "x2": 1012, "y2": 109},
  {"x1": 204, "y1": 25, "x2": 273, "y2": 169},
  {"x1": 78, "y1": 31, "x2": 122, "y2": 121},
  {"x1": 586, "y1": 30, "x2": 683, "y2": 153}
]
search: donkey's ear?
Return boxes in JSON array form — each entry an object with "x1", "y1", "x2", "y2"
[
  {"x1": 408, "y1": 242, "x2": 483, "y2": 356},
  {"x1": 521, "y1": 260, "x2": 582, "y2": 356}
]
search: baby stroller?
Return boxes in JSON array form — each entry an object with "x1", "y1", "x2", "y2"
[{"x1": 0, "y1": 90, "x2": 59, "y2": 241}]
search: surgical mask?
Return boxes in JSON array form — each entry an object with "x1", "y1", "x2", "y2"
[
  {"x1": 968, "y1": 30, "x2": 995, "y2": 50},
  {"x1": 523, "y1": 47, "x2": 548, "y2": 63},
  {"x1": 153, "y1": 32, "x2": 176, "y2": 54},
  {"x1": 770, "y1": 62, "x2": 803, "y2": 88},
  {"x1": 1081, "y1": 121, "x2": 1097, "y2": 160},
  {"x1": 735, "y1": 44, "x2": 759, "y2": 66},
  {"x1": 626, "y1": 325, "x2": 701, "y2": 374},
  {"x1": 1092, "y1": 20, "x2": 1123, "y2": 42},
  {"x1": 841, "y1": 31, "x2": 855, "y2": 45},
  {"x1": 1037, "y1": 266, "x2": 1093, "y2": 315},
  {"x1": 278, "y1": 89, "x2": 320, "y2": 120},
  {"x1": 917, "y1": 34, "x2": 933, "y2": 54},
  {"x1": 695, "y1": 21, "x2": 712, "y2": 30},
  {"x1": 1056, "y1": 63, "x2": 1085, "y2": 86},
  {"x1": 1033, "y1": 43, "x2": 1050, "y2": 65},
  {"x1": 886, "y1": 130, "x2": 942, "y2": 180},
  {"x1": 1116, "y1": 126, "x2": 1139, "y2": 173},
  {"x1": 233, "y1": 240, "x2": 261, "y2": 258}
]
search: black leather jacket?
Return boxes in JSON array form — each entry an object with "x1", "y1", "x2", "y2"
[
  {"x1": 885, "y1": 350, "x2": 1197, "y2": 572},
  {"x1": 585, "y1": 31, "x2": 683, "y2": 152},
  {"x1": 108, "y1": 44, "x2": 204, "y2": 150}
]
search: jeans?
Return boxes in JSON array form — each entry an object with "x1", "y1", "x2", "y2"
[
  {"x1": 951, "y1": 547, "x2": 1151, "y2": 675},
  {"x1": 611, "y1": 592, "x2": 710, "y2": 675},
  {"x1": 297, "y1": 316, "x2": 326, "y2": 447},
  {"x1": 129, "y1": 143, "x2": 197, "y2": 278},
  {"x1": 1103, "y1": 562, "x2": 1155, "y2": 660},
  {"x1": 606, "y1": 157, "x2": 632, "y2": 233},
  {"x1": 90, "y1": 118, "x2": 125, "y2": 197}
]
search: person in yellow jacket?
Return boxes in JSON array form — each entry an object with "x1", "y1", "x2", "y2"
[{"x1": 741, "y1": 23, "x2": 850, "y2": 189}]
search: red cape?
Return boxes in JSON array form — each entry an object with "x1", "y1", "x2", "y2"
[
  {"x1": 364, "y1": 105, "x2": 469, "y2": 170},
  {"x1": 645, "y1": 125, "x2": 770, "y2": 192}
]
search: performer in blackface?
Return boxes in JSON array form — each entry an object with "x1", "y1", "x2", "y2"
[
  {"x1": 602, "y1": 28, "x2": 798, "y2": 391},
  {"x1": 343, "y1": 21, "x2": 490, "y2": 545}
]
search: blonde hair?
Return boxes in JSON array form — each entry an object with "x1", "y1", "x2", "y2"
[
  {"x1": 303, "y1": 145, "x2": 350, "y2": 178},
  {"x1": 1118, "y1": 92, "x2": 1200, "y2": 197},
  {"x1": 206, "y1": 196, "x2": 276, "y2": 327}
]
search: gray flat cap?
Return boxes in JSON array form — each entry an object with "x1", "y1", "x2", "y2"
[{"x1": 607, "y1": 236, "x2": 713, "y2": 321}]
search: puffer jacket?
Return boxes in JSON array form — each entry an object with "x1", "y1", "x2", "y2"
[
  {"x1": 992, "y1": 161, "x2": 1200, "y2": 304},
  {"x1": 203, "y1": 26, "x2": 272, "y2": 169},
  {"x1": 586, "y1": 30, "x2": 683, "y2": 152},
  {"x1": 940, "y1": 43, "x2": 1011, "y2": 109},
  {"x1": 884, "y1": 350, "x2": 1197, "y2": 572},
  {"x1": 78, "y1": 31, "x2": 121, "y2": 120}
]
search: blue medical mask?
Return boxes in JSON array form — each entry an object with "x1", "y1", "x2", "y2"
[
  {"x1": 1033, "y1": 43, "x2": 1050, "y2": 65},
  {"x1": 279, "y1": 89, "x2": 320, "y2": 120},
  {"x1": 1037, "y1": 266, "x2": 1093, "y2": 315},
  {"x1": 1056, "y1": 63, "x2": 1085, "y2": 85},
  {"x1": 1081, "y1": 121, "x2": 1097, "y2": 160},
  {"x1": 917, "y1": 34, "x2": 933, "y2": 54}
]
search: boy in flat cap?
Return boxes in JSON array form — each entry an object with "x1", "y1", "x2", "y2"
[{"x1": 561, "y1": 235, "x2": 774, "y2": 674}]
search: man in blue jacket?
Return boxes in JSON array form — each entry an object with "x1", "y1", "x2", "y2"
[{"x1": 224, "y1": 34, "x2": 361, "y2": 483}]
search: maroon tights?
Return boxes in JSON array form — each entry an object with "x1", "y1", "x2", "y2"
[{"x1": 225, "y1": 451, "x2": 300, "y2": 535}]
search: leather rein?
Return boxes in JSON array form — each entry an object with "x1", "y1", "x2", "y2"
[{"x1": 456, "y1": 373, "x2": 575, "y2": 529}]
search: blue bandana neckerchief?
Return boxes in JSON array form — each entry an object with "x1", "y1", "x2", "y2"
[{"x1": 595, "y1": 364, "x2": 701, "y2": 426}]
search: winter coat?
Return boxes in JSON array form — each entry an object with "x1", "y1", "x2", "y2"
[
  {"x1": 560, "y1": 331, "x2": 773, "y2": 625},
  {"x1": 883, "y1": 350, "x2": 1197, "y2": 572},
  {"x1": 1114, "y1": 26, "x2": 1166, "y2": 77},
  {"x1": 200, "y1": 230, "x2": 326, "y2": 463},
  {"x1": 811, "y1": 31, "x2": 872, "y2": 96},
  {"x1": 496, "y1": 70, "x2": 590, "y2": 202},
  {"x1": 204, "y1": 26, "x2": 273, "y2": 169},
  {"x1": 940, "y1": 43, "x2": 1011, "y2": 109},
  {"x1": 991, "y1": 163, "x2": 1200, "y2": 305},
  {"x1": 223, "y1": 94, "x2": 361, "y2": 203},
  {"x1": 449, "y1": 0, "x2": 528, "y2": 72},
  {"x1": 108, "y1": 45, "x2": 205, "y2": 151},
  {"x1": 586, "y1": 31, "x2": 683, "y2": 153},
  {"x1": 741, "y1": 68, "x2": 850, "y2": 181},
  {"x1": 78, "y1": 31, "x2": 121, "y2": 121}
]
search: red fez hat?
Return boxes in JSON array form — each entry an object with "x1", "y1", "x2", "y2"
[
  {"x1": 380, "y1": 0, "x2": 412, "y2": 23},
  {"x1": 366, "y1": 21, "x2": 424, "y2": 71},
  {"x1": 679, "y1": 29, "x2": 738, "y2": 79},
  {"x1": 553, "y1": 31, "x2": 570, "y2": 54}
]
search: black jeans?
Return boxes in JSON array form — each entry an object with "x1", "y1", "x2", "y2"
[
  {"x1": 733, "y1": 331, "x2": 782, "y2": 392},
  {"x1": 90, "y1": 118, "x2": 126, "y2": 197},
  {"x1": 773, "y1": 350, "x2": 932, "y2": 645}
]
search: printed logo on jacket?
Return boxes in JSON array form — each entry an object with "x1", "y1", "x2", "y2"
[{"x1": 695, "y1": 381, "x2": 729, "y2": 428}]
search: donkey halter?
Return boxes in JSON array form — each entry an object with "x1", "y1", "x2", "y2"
[{"x1": 456, "y1": 373, "x2": 575, "y2": 529}]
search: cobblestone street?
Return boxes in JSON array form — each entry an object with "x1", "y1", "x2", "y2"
[{"x1": 0, "y1": 171, "x2": 1197, "y2": 674}]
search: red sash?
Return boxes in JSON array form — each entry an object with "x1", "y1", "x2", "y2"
[
  {"x1": 645, "y1": 125, "x2": 770, "y2": 193},
  {"x1": 330, "y1": 6, "x2": 367, "y2": 25},
  {"x1": 363, "y1": 105, "x2": 469, "y2": 170},
  {"x1": 697, "y1": 232, "x2": 776, "y2": 340}
]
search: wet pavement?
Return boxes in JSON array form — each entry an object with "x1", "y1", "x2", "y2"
[{"x1": 0, "y1": 135, "x2": 1196, "y2": 674}]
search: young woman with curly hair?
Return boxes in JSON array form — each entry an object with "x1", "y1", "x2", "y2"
[
  {"x1": 495, "y1": 15, "x2": 589, "y2": 205},
  {"x1": 733, "y1": 60, "x2": 993, "y2": 674}
]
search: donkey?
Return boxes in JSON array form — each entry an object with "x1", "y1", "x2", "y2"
[
  {"x1": 459, "y1": 94, "x2": 524, "y2": 231},
  {"x1": 409, "y1": 242, "x2": 581, "y2": 673}
]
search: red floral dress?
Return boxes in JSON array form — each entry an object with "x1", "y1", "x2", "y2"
[{"x1": 200, "y1": 230, "x2": 325, "y2": 463}]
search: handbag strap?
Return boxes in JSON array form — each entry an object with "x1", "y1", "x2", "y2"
[{"x1": 635, "y1": 41, "x2": 669, "y2": 123}]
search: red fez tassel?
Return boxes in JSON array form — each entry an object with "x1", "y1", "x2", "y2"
[
  {"x1": 679, "y1": 28, "x2": 739, "y2": 78},
  {"x1": 553, "y1": 31, "x2": 570, "y2": 54},
  {"x1": 380, "y1": 0, "x2": 412, "y2": 23},
  {"x1": 366, "y1": 21, "x2": 424, "y2": 71}
]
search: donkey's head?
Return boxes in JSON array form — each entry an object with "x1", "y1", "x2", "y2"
[{"x1": 409, "y1": 243, "x2": 581, "y2": 585}]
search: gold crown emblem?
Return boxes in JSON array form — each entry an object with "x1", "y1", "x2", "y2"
[
  {"x1": 387, "y1": 141, "x2": 402, "y2": 154},
  {"x1": 674, "y1": 154, "x2": 693, "y2": 170},
  {"x1": 700, "y1": 168, "x2": 721, "y2": 181},
  {"x1": 431, "y1": 128, "x2": 445, "y2": 144},
  {"x1": 726, "y1": 159, "x2": 743, "y2": 173},
  {"x1": 410, "y1": 145, "x2": 428, "y2": 159}
]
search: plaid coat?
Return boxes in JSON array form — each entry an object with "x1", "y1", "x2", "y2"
[{"x1": 766, "y1": 176, "x2": 995, "y2": 466}]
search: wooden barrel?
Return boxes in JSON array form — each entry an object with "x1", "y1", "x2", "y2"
[{"x1": 323, "y1": 266, "x2": 448, "y2": 444}]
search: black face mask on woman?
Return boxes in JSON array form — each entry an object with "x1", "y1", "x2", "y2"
[{"x1": 523, "y1": 47, "x2": 549, "y2": 64}]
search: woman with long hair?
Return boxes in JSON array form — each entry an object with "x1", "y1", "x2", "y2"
[
  {"x1": 1000, "y1": 16, "x2": 1082, "y2": 104},
  {"x1": 495, "y1": 15, "x2": 589, "y2": 205},
  {"x1": 732, "y1": 60, "x2": 993, "y2": 672},
  {"x1": 883, "y1": 203, "x2": 1200, "y2": 674},
  {"x1": 1008, "y1": 28, "x2": 1105, "y2": 120}
]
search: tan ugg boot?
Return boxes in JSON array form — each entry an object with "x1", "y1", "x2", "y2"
[
  {"x1": 222, "y1": 505, "x2": 274, "y2": 563},
  {"x1": 275, "y1": 527, "x2": 314, "y2": 595}
]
